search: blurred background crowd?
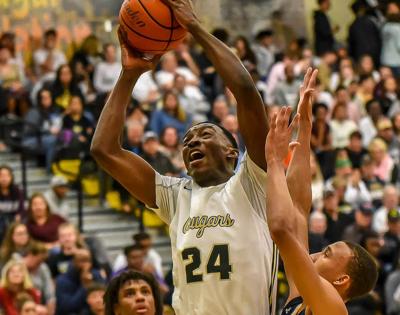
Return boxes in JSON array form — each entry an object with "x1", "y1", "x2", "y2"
[{"x1": 1, "y1": 0, "x2": 400, "y2": 314}]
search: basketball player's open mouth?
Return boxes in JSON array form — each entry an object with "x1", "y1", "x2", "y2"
[
  {"x1": 135, "y1": 305, "x2": 148, "y2": 313},
  {"x1": 189, "y1": 150, "x2": 205, "y2": 162}
]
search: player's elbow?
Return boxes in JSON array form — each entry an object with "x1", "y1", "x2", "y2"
[{"x1": 269, "y1": 218, "x2": 294, "y2": 243}]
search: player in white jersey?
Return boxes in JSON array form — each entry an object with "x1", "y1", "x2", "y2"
[{"x1": 91, "y1": 0, "x2": 278, "y2": 313}]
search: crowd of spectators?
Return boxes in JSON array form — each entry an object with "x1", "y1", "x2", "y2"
[{"x1": 1, "y1": 0, "x2": 400, "y2": 313}]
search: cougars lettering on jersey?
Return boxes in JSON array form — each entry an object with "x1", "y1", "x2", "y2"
[{"x1": 150, "y1": 153, "x2": 278, "y2": 315}]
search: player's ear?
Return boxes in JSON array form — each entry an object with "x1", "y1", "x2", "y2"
[
  {"x1": 333, "y1": 274, "x2": 350, "y2": 286},
  {"x1": 227, "y1": 147, "x2": 239, "y2": 161}
]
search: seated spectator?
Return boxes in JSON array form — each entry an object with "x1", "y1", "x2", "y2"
[
  {"x1": 310, "y1": 152, "x2": 324, "y2": 210},
  {"x1": 358, "y1": 55, "x2": 380, "y2": 82},
  {"x1": 104, "y1": 271, "x2": 163, "y2": 315},
  {"x1": 343, "y1": 168, "x2": 372, "y2": 209},
  {"x1": 140, "y1": 131, "x2": 179, "y2": 176},
  {"x1": 173, "y1": 74, "x2": 209, "y2": 123},
  {"x1": 380, "y1": 209, "x2": 400, "y2": 275},
  {"x1": 21, "y1": 242, "x2": 55, "y2": 315},
  {"x1": 131, "y1": 71, "x2": 160, "y2": 105},
  {"x1": 233, "y1": 35, "x2": 257, "y2": 69},
  {"x1": 22, "y1": 88, "x2": 62, "y2": 172},
  {"x1": 354, "y1": 74, "x2": 376, "y2": 116},
  {"x1": 80, "y1": 284, "x2": 105, "y2": 315},
  {"x1": 47, "y1": 223, "x2": 86, "y2": 278},
  {"x1": 311, "y1": 102, "x2": 332, "y2": 153},
  {"x1": 342, "y1": 202, "x2": 374, "y2": 244},
  {"x1": 59, "y1": 95, "x2": 94, "y2": 159},
  {"x1": 50, "y1": 65, "x2": 84, "y2": 111},
  {"x1": 123, "y1": 121, "x2": 144, "y2": 156},
  {"x1": 113, "y1": 232, "x2": 163, "y2": 280},
  {"x1": 334, "y1": 86, "x2": 361, "y2": 124},
  {"x1": 16, "y1": 294, "x2": 39, "y2": 315},
  {"x1": 308, "y1": 211, "x2": 329, "y2": 254},
  {"x1": 221, "y1": 114, "x2": 245, "y2": 155},
  {"x1": 159, "y1": 126, "x2": 185, "y2": 174},
  {"x1": 55, "y1": 249, "x2": 105, "y2": 315},
  {"x1": 392, "y1": 112, "x2": 400, "y2": 141},
  {"x1": 359, "y1": 99, "x2": 383, "y2": 147},
  {"x1": 0, "y1": 165, "x2": 24, "y2": 242},
  {"x1": 345, "y1": 131, "x2": 368, "y2": 169},
  {"x1": 210, "y1": 96, "x2": 230, "y2": 124},
  {"x1": 330, "y1": 57, "x2": 356, "y2": 92},
  {"x1": 26, "y1": 194, "x2": 66, "y2": 247},
  {"x1": 272, "y1": 64, "x2": 302, "y2": 108},
  {"x1": 33, "y1": 29, "x2": 66, "y2": 81},
  {"x1": 0, "y1": 33, "x2": 25, "y2": 81},
  {"x1": 150, "y1": 91, "x2": 192, "y2": 139},
  {"x1": 155, "y1": 52, "x2": 199, "y2": 91},
  {"x1": 0, "y1": 45, "x2": 28, "y2": 117},
  {"x1": 361, "y1": 155, "x2": 386, "y2": 209},
  {"x1": 0, "y1": 260, "x2": 41, "y2": 315},
  {"x1": 377, "y1": 118, "x2": 400, "y2": 164},
  {"x1": 43, "y1": 175, "x2": 70, "y2": 219},
  {"x1": 373, "y1": 185, "x2": 400, "y2": 234},
  {"x1": 321, "y1": 189, "x2": 354, "y2": 243},
  {"x1": 0, "y1": 223, "x2": 31, "y2": 269},
  {"x1": 329, "y1": 103, "x2": 358, "y2": 149},
  {"x1": 112, "y1": 245, "x2": 168, "y2": 295},
  {"x1": 93, "y1": 43, "x2": 121, "y2": 95},
  {"x1": 378, "y1": 77, "x2": 400, "y2": 116},
  {"x1": 368, "y1": 138, "x2": 395, "y2": 182}
]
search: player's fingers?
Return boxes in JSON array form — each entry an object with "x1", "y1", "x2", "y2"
[
  {"x1": 289, "y1": 113, "x2": 300, "y2": 132},
  {"x1": 308, "y1": 69, "x2": 318, "y2": 89},
  {"x1": 303, "y1": 68, "x2": 312, "y2": 90},
  {"x1": 282, "y1": 106, "x2": 292, "y2": 129},
  {"x1": 276, "y1": 107, "x2": 286, "y2": 130},
  {"x1": 269, "y1": 112, "x2": 277, "y2": 131}
]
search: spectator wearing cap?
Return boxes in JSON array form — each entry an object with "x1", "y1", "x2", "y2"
[
  {"x1": 380, "y1": 209, "x2": 400, "y2": 274},
  {"x1": 149, "y1": 91, "x2": 192, "y2": 139},
  {"x1": 361, "y1": 155, "x2": 386, "y2": 208},
  {"x1": 342, "y1": 202, "x2": 374, "y2": 244},
  {"x1": 252, "y1": 29, "x2": 275, "y2": 79},
  {"x1": 140, "y1": 131, "x2": 179, "y2": 177},
  {"x1": 377, "y1": 118, "x2": 400, "y2": 164},
  {"x1": 55, "y1": 248, "x2": 106, "y2": 315},
  {"x1": 321, "y1": 189, "x2": 354, "y2": 243},
  {"x1": 345, "y1": 130, "x2": 368, "y2": 169},
  {"x1": 373, "y1": 185, "x2": 400, "y2": 234},
  {"x1": 43, "y1": 175, "x2": 70, "y2": 220}
]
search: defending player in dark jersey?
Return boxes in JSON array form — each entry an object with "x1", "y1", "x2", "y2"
[{"x1": 265, "y1": 69, "x2": 379, "y2": 315}]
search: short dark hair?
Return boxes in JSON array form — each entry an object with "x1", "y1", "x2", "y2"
[
  {"x1": 133, "y1": 232, "x2": 151, "y2": 243},
  {"x1": 104, "y1": 271, "x2": 163, "y2": 315},
  {"x1": 87, "y1": 283, "x2": 106, "y2": 296},
  {"x1": 124, "y1": 244, "x2": 143, "y2": 258},
  {"x1": 312, "y1": 102, "x2": 329, "y2": 116},
  {"x1": 256, "y1": 29, "x2": 274, "y2": 41},
  {"x1": 44, "y1": 29, "x2": 57, "y2": 38},
  {"x1": 344, "y1": 241, "x2": 378, "y2": 300}
]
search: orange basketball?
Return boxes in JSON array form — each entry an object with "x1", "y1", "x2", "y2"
[{"x1": 119, "y1": 0, "x2": 187, "y2": 54}]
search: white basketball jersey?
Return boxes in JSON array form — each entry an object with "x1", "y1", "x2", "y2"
[{"x1": 151, "y1": 153, "x2": 278, "y2": 315}]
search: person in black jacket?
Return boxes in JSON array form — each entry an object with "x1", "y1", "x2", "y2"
[
  {"x1": 314, "y1": 0, "x2": 336, "y2": 56},
  {"x1": 348, "y1": 0, "x2": 381, "y2": 66}
]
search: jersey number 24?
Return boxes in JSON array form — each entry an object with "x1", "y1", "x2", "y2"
[{"x1": 182, "y1": 244, "x2": 232, "y2": 283}]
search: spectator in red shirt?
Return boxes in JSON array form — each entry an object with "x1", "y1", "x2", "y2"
[
  {"x1": 0, "y1": 260, "x2": 40, "y2": 315},
  {"x1": 26, "y1": 193, "x2": 66, "y2": 248}
]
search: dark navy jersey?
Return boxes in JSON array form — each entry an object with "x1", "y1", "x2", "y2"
[{"x1": 281, "y1": 297, "x2": 306, "y2": 315}]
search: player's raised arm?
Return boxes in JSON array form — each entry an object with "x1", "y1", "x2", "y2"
[
  {"x1": 90, "y1": 29, "x2": 160, "y2": 208},
  {"x1": 265, "y1": 108, "x2": 347, "y2": 315},
  {"x1": 163, "y1": 0, "x2": 268, "y2": 170}
]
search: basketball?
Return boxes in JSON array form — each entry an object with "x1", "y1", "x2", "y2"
[{"x1": 119, "y1": 0, "x2": 187, "y2": 54}]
